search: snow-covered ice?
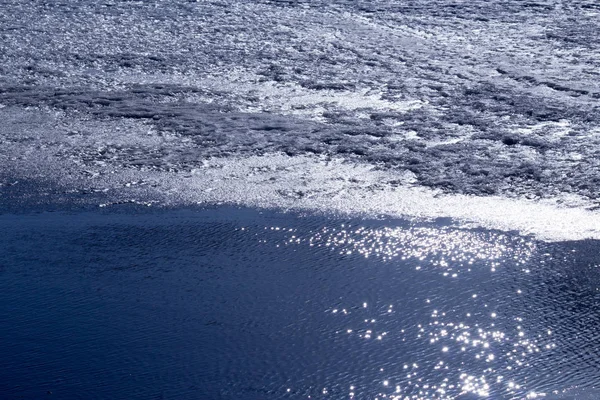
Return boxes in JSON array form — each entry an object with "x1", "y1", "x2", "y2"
[{"x1": 2, "y1": 0, "x2": 600, "y2": 240}]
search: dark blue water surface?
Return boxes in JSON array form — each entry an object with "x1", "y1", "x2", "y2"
[{"x1": 1, "y1": 207, "x2": 599, "y2": 400}]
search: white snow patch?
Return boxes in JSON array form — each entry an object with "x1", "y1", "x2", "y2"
[{"x1": 149, "y1": 153, "x2": 600, "y2": 242}]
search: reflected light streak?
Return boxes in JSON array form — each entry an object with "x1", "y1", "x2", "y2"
[
  {"x1": 248, "y1": 222, "x2": 555, "y2": 399},
  {"x1": 265, "y1": 223, "x2": 536, "y2": 274}
]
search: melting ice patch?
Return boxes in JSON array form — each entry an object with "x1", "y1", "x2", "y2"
[
  {"x1": 153, "y1": 154, "x2": 600, "y2": 242},
  {"x1": 2, "y1": 0, "x2": 600, "y2": 242}
]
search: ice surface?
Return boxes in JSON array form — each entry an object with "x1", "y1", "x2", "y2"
[{"x1": 2, "y1": 0, "x2": 600, "y2": 240}]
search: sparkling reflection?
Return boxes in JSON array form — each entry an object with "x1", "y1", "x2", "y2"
[
  {"x1": 237, "y1": 218, "x2": 599, "y2": 400},
  {"x1": 318, "y1": 294, "x2": 561, "y2": 399},
  {"x1": 2, "y1": 209, "x2": 598, "y2": 400},
  {"x1": 260, "y1": 223, "x2": 536, "y2": 272}
]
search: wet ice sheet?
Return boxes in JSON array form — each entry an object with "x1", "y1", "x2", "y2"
[
  {"x1": 2, "y1": 0, "x2": 600, "y2": 230},
  {"x1": 2, "y1": 134, "x2": 600, "y2": 242},
  {"x1": 0, "y1": 207, "x2": 599, "y2": 399}
]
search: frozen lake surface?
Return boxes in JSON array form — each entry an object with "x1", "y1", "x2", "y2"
[
  {"x1": 1, "y1": 1, "x2": 600, "y2": 398},
  {"x1": 1, "y1": 207, "x2": 599, "y2": 399},
  {"x1": 1, "y1": 0, "x2": 600, "y2": 239}
]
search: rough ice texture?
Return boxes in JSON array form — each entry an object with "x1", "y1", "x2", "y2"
[{"x1": 1, "y1": 0, "x2": 600, "y2": 238}]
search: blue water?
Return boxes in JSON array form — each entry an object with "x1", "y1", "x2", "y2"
[{"x1": 1, "y1": 207, "x2": 599, "y2": 399}]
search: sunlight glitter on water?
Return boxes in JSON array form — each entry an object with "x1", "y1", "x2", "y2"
[
  {"x1": 2, "y1": 209, "x2": 597, "y2": 400},
  {"x1": 262, "y1": 222, "x2": 536, "y2": 272},
  {"x1": 319, "y1": 298, "x2": 558, "y2": 399},
  {"x1": 248, "y1": 221, "x2": 579, "y2": 399}
]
